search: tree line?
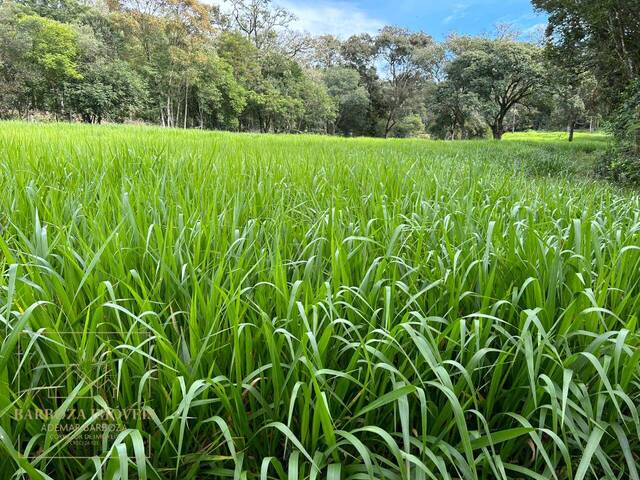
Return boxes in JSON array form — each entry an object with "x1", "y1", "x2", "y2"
[{"x1": 0, "y1": 0, "x2": 637, "y2": 148}]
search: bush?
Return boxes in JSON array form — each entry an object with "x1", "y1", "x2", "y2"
[
  {"x1": 595, "y1": 148, "x2": 640, "y2": 185},
  {"x1": 390, "y1": 114, "x2": 425, "y2": 138},
  {"x1": 595, "y1": 81, "x2": 640, "y2": 185}
]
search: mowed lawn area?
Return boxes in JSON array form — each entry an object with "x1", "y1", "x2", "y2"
[{"x1": 0, "y1": 122, "x2": 638, "y2": 479}]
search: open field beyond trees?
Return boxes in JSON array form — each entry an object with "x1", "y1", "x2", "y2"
[{"x1": 0, "y1": 123, "x2": 639, "y2": 479}]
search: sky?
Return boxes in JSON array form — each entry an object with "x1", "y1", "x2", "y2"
[{"x1": 276, "y1": 0, "x2": 547, "y2": 40}]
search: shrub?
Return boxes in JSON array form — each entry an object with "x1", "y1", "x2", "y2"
[{"x1": 596, "y1": 81, "x2": 640, "y2": 184}]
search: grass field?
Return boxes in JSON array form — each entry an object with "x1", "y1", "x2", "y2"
[{"x1": 0, "y1": 122, "x2": 639, "y2": 480}]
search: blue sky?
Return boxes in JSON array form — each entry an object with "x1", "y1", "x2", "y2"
[{"x1": 278, "y1": 0, "x2": 547, "y2": 40}]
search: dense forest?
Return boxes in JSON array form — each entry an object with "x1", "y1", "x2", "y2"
[{"x1": 0, "y1": 1, "x2": 637, "y2": 150}]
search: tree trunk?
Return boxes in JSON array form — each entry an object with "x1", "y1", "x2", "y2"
[
  {"x1": 383, "y1": 109, "x2": 396, "y2": 138},
  {"x1": 568, "y1": 120, "x2": 576, "y2": 142},
  {"x1": 491, "y1": 122, "x2": 504, "y2": 140},
  {"x1": 184, "y1": 85, "x2": 188, "y2": 129},
  {"x1": 166, "y1": 97, "x2": 171, "y2": 127},
  {"x1": 635, "y1": 106, "x2": 640, "y2": 154}
]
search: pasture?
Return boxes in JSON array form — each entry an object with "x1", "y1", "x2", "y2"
[{"x1": 0, "y1": 122, "x2": 638, "y2": 479}]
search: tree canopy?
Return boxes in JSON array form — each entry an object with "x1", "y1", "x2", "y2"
[
  {"x1": 445, "y1": 37, "x2": 544, "y2": 139},
  {"x1": 0, "y1": 0, "x2": 630, "y2": 142},
  {"x1": 533, "y1": 0, "x2": 640, "y2": 176}
]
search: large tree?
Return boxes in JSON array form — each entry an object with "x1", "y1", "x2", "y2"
[
  {"x1": 340, "y1": 33, "x2": 382, "y2": 136},
  {"x1": 375, "y1": 26, "x2": 441, "y2": 138},
  {"x1": 533, "y1": 0, "x2": 640, "y2": 151},
  {"x1": 547, "y1": 65, "x2": 599, "y2": 141},
  {"x1": 66, "y1": 59, "x2": 147, "y2": 123},
  {"x1": 532, "y1": 0, "x2": 639, "y2": 101},
  {"x1": 14, "y1": 0, "x2": 89, "y2": 22},
  {"x1": 446, "y1": 37, "x2": 545, "y2": 139},
  {"x1": 425, "y1": 82, "x2": 486, "y2": 140},
  {"x1": 17, "y1": 13, "x2": 82, "y2": 117},
  {"x1": 115, "y1": 0, "x2": 218, "y2": 127},
  {"x1": 0, "y1": 2, "x2": 32, "y2": 117}
]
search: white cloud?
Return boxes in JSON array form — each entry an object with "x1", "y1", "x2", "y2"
[
  {"x1": 520, "y1": 22, "x2": 546, "y2": 42},
  {"x1": 278, "y1": 0, "x2": 385, "y2": 38},
  {"x1": 442, "y1": 2, "x2": 470, "y2": 25},
  {"x1": 522, "y1": 22, "x2": 546, "y2": 34}
]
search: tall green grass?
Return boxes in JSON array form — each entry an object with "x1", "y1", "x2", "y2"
[{"x1": 0, "y1": 122, "x2": 638, "y2": 479}]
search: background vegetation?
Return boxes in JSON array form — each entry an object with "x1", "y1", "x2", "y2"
[
  {"x1": 2, "y1": 0, "x2": 638, "y2": 181},
  {"x1": 0, "y1": 0, "x2": 632, "y2": 143}
]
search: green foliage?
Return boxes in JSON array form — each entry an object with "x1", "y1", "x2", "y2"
[
  {"x1": 375, "y1": 26, "x2": 441, "y2": 137},
  {"x1": 0, "y1": 2, "x2": 32, "y2": 117},
  {"x1": 595, "y1": 81, "x2": 640, "y2": 184},
  {"x1": 596, "y1": 148, "x2": 640, "y2": 185},
  {"x1": 216, "y1": 31, "x2": 262, "y2": 87},
  {"x1": 534, "y1": 0, "x2": 639, "y2": 172},
  {"x1": 1, "y1": 8, "x2": 81, "y2": 115},
  {"x1": 389, "y1": 113, "x2": 425, "y2": 138},
  {"x1": 298, "y1": 72, "x2": 336, "y2": 133},
  {"x1": 18, "y1": 14, "x2": 81, "y2": 82},
  {"x1": 532, "y1": 0, "x2": 639, "y2": 107},
  {"x1": 66, "y1": 59, "x2": 147, "y2": 123},
  {"x1": 15, "y1": 0, "x2": 89, "y2": 23},
  {"x1": 0, "y1": 123, "x2": 636, "y2": 480},
  {"x1": 426, "y1": 82, "x2": 488, "y2": 140},
  {"x1": 0, "y1": 0, "x2": 633, "y2": 145},
  {"x1": 610, "y1": 80, "x2": 640, "y2": 150},
  {"x1": 322, "y1": 67, "x2": 370, "y2": 135},
  {"x1": 445, "y1": 38, "x2": 545, "y2": 139},
  {"x1": 192, "y1": 52, "x2": 247, "y2": 130}
]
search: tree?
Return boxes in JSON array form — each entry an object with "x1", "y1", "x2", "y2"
[
  {"x1": 532, "y1": 0, "x2": 639, "y2": 102},
  {"x1": 66, "y1": 59, "x2": 147, "y2": 123},
  {"x1": 115, "y1": 0, "x2": 218, "y2": 127},
  {"x1": 0, "y1": 2, "x2": 32, "y2": 117},
  {"x1": 192, "y1": 52, "x2": 246, "y2": 130},
  {"x1": 14, "y1": 0, "x2": 89, "y2": 23},
  {"x1": 240, "y1": 51, "x2": 305, "y2": 132},
  {"x1": 298, "y1": 71, "x2": 336, "y2": 133},
  {"x1": 425, "y1": 82, "x2": 486, "y2": 140},
  {"x1": 216, "y1": 31, "x2": 261, "y2": 86},
  {"x1": 18, "y1": 13, "x2": 82, "y2": 116},
  {"x1": 547, "y1": 66, "x2": 598, "y2": 141},
  {"x1": 375, "y1": 26, "x2": 441, "y2": 137},
  {"x1": 3, "y1": 0, "x2": 629, "y2": 146},
  {"x1": 390, "y1": 113, "x2": 425, "y2": 138},
  {"x1": 307, "y1": 35, "x2": 343, "y2": 69},
  {"x1": 322, "y1": 67, "x2": 369, "y2": 136},
  {"x1": 446, "y1": 37, "x2": 545, "y2": 139},
  {"x1": 340, "y1": 33, "x2": 382, "y2": 136},
  {"x1": 533, "y1": 0, "x2": 640, "y2": 151},
  {"x1": 224, "y1": 0, "x2": 294, "y2": 51}
]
